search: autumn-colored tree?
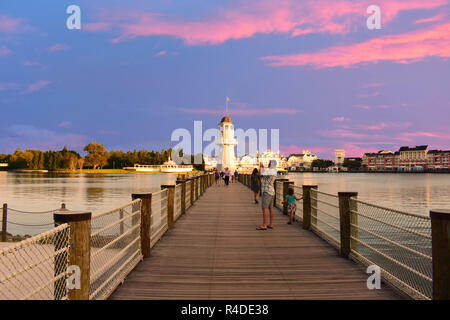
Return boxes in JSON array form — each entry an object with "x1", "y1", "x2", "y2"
[{"x1": 83, "y1": 142, "x2": 109, "y2": 169}]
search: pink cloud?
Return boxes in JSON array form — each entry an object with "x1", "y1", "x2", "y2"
[
  {"x1": 415, "y1": 13, "x2": 446, "y2": 24},
  {"x1": 58, "y1": 121, "x2": 71, "y2": 128},
  {"x1": 22, "y1": 80, "x2": 51, "y2": 94},
  {"x1": 359, "y1": 122, "x2": 412, "y2": 131},
  {"x1": 179, "y1": 107, "x2": 302, "y2": 116},
  {"x1": 353, "y1": 105, "x2": 371, "y2": 110},
  {"x1": 332, "y1": 117, "x2": 348, "y2": 122},
  {"x1": 84, "y1": 0, "x2": 447, "y2": 45},
  {"x1": 48, "y1": 43, "x2": 70, "y2": 52},
  {"x1": 361, "y1": 82, "x2": 385, "y2": 88},
  {"x1": 358, "y1": 92, "x2": 381, "y2": 98},
  {"x1": 154, "y1": 50, "x2": 167, "y2": 57},
  {"x1": 262, "y1": 22, "x2": 450, "y2": 68},
  {"x1": 0, "y1": 15, "x2": 21, "y2": 33},
  {"x1": 0, "y1": 45, "x2": 11, "y2": 57}
]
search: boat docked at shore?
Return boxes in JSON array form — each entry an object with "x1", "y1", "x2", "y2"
[{"x1": 124, "y1": 157, "x2": 194, "y2": 173}]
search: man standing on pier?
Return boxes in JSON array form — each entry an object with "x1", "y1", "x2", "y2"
[{"x1": 256, "y1": 160, "x2": 277, "y2": 230}]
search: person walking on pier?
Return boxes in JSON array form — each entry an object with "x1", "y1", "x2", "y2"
[
  {"x1": 234, "y1": 169, "x2": 238, "y2": 183},
  {"x1": 284, "y1": 188, "x2": 302, "y2": 224},
  {"x1": 256, "y1": 160, "x2": 277, "y2": 230},
  {"x1": 214, "y1": 169, "x2": 220, "y2": 186},
  {"x1": 224, "y1": 167, "x2": 230, "y2": 186},
  {"x1": 250, "y1": 167, "x2": 261, "y2": 204}
]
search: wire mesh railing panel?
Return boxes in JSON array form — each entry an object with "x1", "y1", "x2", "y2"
[
  {"x1": 275, "y1": 181, "x2": 284, "y2": 209},
  {"x1": 293, "y1": 185, "x2": 303, "y2": 222},
  {"x1": 310, "y1": 189, "x2": 340, "y2": 248},
  {"x1": 3, "y1": 208, "x2": 61, "y2": 240},
  {"x1": 350, "y1": 198, "x2": 432, "y2": 299},
  {"x1": 0, "y1": 223, "x2": 70, "y2": 300},
  {"x1": 89, "y1": 199, "x2": 142, "y2": 300},
  {"x1": 174, "y1": 184, "x2": 182, "y2": 221},
  {"x1": 150, "y1": 189, "x2": 168, "y2": 248},
  {"x1": 185, "y1": 181, "x2": 192, "y2": 210}
]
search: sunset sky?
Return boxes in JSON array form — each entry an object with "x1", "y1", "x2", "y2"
[{"x1": 0, "y1": 0, "x2": 449, "y2": 159}]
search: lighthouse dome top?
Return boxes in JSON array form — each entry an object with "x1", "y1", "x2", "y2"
[{"x1": 220, "y1": 116, "x2": 233, "y2": 124}]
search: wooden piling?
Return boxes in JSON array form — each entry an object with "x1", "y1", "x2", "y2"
[
  {"x1": 430, "y1": 209, "x2": 450, "y2": 300},
  {"x1": 54, "y1": 211, "x2": 92, "y2": 300},
  {"x1": 338, "y1": 192, "x2": 358, "y2": 258},
  {"x1": 162, "y1": 185, "x2": 175, "y2": 229},
  {"x1": 131, "y1": 193, "x2": 152, "y2": 258},
  {"x1": 177, "y1": 180, "x2": 186, "y2": 215},
  {"x1": 302, "y1": 185, "x2": 317, "y2": 230},
  {"x1": 1, "y1": 203, "x2": 7, "y2": 242}
]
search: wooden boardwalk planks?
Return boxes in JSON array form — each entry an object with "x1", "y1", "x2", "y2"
[{"x1": 110, "y1": 182, "x2": 401, "y2": 300}]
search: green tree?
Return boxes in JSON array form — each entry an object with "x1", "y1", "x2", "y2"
[
  {"x1": 83, "y1": 142, "x2": 109, "y2": 169},
  {"x1": 343, "y1": 158, "x2": 362, "y2": 171},
  {"x1": 311, "y1": 159, "x2": 334, "y2": 169}
]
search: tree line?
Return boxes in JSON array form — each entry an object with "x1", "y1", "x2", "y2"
[{"x1": 0, "y1": 142, "x2": 204, "y2": 170}]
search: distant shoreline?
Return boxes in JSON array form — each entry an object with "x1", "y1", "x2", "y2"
[{"x1": 7, "y1": 169, "x2": 203, "y2": 175}]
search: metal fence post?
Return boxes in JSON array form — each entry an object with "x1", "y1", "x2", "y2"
[
  {"x1": 338, "y1": 192, "x2": 358, "y2": 258},
  {"x1": 430, "y1": 209, "x2": 450, "y2": 300},
  {"x1": 2, "y1": 203, "x2": 7, "y2": 242},
  {"x1": 131, "y1": 193, "x2": 152, "y2": 258},
  {"x1": 161, "y1": 185, "x2": 175, "y2": 229},
  {"x1": 302, "y1": 185, "x2": 317, "y2": 230},
  {"x1": 54, "y1": 211, "x2": 91, "y2": 300}
]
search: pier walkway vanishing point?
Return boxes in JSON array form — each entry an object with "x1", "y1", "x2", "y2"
[{"x1": 110, "y1": 182, "x2": 399, "y2": 300}]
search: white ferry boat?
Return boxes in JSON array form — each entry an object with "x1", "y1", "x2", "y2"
[{"x1": 124, "y1": 157, "x2": 194, "y2": 173}]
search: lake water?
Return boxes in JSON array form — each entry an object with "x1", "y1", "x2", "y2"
[
  {"x1": 287, "y1": 172, "x2": 450, "y2": 216},
  {"x1": 1, "y1": 171, "x2": 449, "y2": 235}
]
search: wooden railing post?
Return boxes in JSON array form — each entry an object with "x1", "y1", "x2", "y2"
[
  {"x1": 54, "y1": 211, "x2": 91, "y2": 300},
  {"x1": 283, "y1": 181, "x2": 294, "y2": 215},
  {"x1": 176, "y1": 180, "x2": 186, "y2": 215},
  {"x1": 161, "y1": 185, "x2": 175, "y2": 229},
  {"x1": 302, "y1": 185, "x2": 317, "y2": 230},
  {"x1": 131, "y1": 193, "x2": 152, "y2": 258},
  {"x1": 338, "y1": 192, "x2": 358, "y2": 258},
  {"x1": 274, "y1": 178, "x2": 288, "y2": 208},
  {"x1": 430, "y1": 209, "x2": 450, "y2": 300},
  {"x1": 2, "y1": 203, "x2": 7, "y2": 242},
  {"x1": 194, "y1": 177, "x2": 199, "y2": 201},
  {"x1": 187, "y1": 178, "x2": 194, "y2": 206}
]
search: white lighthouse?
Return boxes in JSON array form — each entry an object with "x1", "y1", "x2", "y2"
[{"x1": 216, "y1": 116, "x2": 237, "y2": 172}]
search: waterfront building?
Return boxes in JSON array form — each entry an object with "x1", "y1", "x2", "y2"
[
  {"x1": 399, "y1": 145, "x2": 428, "y2": 171},
  {"x1": 362, "y1": 145, "x2": 450, "y2": 171},
  {"x1": 427, "y1": 150, "x2": 450, "y2": 170},
  {"x1": 287, "y1": 150, "x2": 318, "y2": 170},
  {"x1": 334, "y1": 149, "x2": 345, "y2": 167},
  {"x1": 216, "y1": 116, "x2": 238, "y2": 172}
]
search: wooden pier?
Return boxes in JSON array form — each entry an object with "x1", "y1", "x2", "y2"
[{"x1": 110, "y1": 182, "x2": 401, "y2": 300}]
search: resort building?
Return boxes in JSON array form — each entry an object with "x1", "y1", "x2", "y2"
[
  {"x1": 334, "y1": 149, "x2": 345, "y2": 167},
  {"x1": 362, "y1": 145, "x2": 450, "y2": 171},
  {"x1": 287, "y1": 150, "x2": 318, "y2": 170}
]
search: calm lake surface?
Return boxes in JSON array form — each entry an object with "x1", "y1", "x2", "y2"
[
  {"x1": 287, "y1": 172, "x2": 450, "y2": 216},
  {"x1": 1, "y1": 171, "x2": 449, "y2": 235}
]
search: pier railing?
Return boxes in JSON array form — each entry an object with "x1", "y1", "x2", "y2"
[
  {"x1": 0, "y1": 223, "x2": 70, "y2": 300},
  {"x1": 239, "y1": 173, "x2": 449, "y2": 300},
  {"x1": 0, "y1": 172, "x2": 215, "y2": 300}
]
